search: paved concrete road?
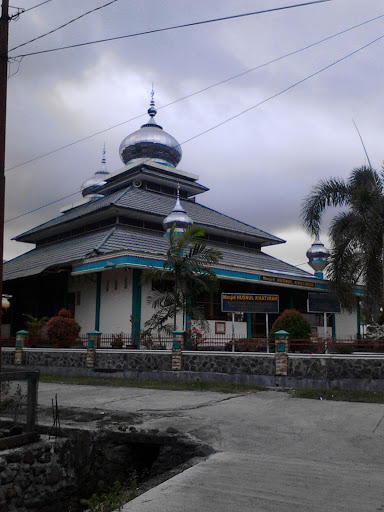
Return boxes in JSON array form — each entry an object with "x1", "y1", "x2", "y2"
[{"x1": 38, "y1": 384, "x2": 384, "y2": 511}]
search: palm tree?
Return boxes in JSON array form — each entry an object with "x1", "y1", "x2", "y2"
[
  {"x1": 143, "y1": 224, "x2": 221, "y2": 334},
  {"x1": 301, "y1": 165, "x2": 383, "y2": 318}
]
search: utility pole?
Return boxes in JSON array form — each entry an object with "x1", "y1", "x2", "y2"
[{"x1": 0, "y1": 0, "x2": 9, "y2": 372}]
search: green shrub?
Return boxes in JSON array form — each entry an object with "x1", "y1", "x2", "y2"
[
  {"x1": 270, "y1": 309, "x2": 311, "y2": 340},
  {"x1": 46, "y1": 308, "x2": 80, "y2": 347}
]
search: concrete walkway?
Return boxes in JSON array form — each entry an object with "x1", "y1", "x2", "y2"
[{"x1": 37, "y1": 384, "x2": 384, "y2": 511}]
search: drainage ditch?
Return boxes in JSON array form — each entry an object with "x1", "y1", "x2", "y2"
[{"x1": 0, "y1": 422, "x2": 214, "y2": 512}]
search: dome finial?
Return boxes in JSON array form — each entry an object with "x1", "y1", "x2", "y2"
[
  {"x1": 148, "y1": 85, "x2": 157, "y2": 119},
  {"x1": 101, "y1": 143, "x2": 106, "y2": 171}
]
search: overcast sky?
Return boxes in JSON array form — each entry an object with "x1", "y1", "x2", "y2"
[{"x1": 4, "y1": 0, "x2": 384, "y2": 275}]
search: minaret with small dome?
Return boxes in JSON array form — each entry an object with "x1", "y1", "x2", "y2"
[
  {"x1": 119, "y1": 89, "x2": 182, "y2": 168},
  {"x1": 81, "y1": 144, "x2": 109, "y2": 198},
  {"x1": 163, "y1": 185, "x2": 193, "y2": 237},
  {"x1": 306, "y1": 236, "x2": 330, "y2": 278}
]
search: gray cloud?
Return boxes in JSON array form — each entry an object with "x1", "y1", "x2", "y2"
[{"x1": 4, "y1": 0, "x2": 384, "y2": 267}]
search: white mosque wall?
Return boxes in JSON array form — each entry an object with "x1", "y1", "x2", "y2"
[
  {"x1": 69, "y1": 274, "x2": 97, "y2": 334},
  {"x1": 99, "y1": 269, "x2": 132, "y2": 334},
  {"x1": 190, "y1": 320, "x2": 247, "y2": 341},
  {"x1": 334, "y1": 309, "x2": 358, "y2": 339},
  {"x1": 140, "y1": 277, "x2": 184, "y2": 334}
]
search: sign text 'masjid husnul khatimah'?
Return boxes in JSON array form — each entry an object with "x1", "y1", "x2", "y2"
[{"x1": 221, "y1": 293, "x2": 279, "y2": 314}]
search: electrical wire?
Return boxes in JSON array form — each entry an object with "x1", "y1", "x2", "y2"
[
  {"x1": 6, "y1": 11, "x2": 383, "y2": 173},
  {"x1": 10, "y1": 0, "x2": 118, "y2": 52},
  {"x1": 21, "y1": 0, "x2": 52, "y2": 14},
  {"x1": 5, "y1": 29, "x2": 384, "y2": 225},
  {"x1": 5, "y1": 191, "x2": 80, "y2": 223},
  {"x1": 10, "y1": 0, "x2": 332, "y2": 59}
]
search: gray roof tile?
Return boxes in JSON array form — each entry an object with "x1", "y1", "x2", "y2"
[
  {"x1": 4, "y1": 225, "x2": 311, "y2": 281},
  {"x1": 16, "y1": 187, "x2": 283, "y2": 245}
]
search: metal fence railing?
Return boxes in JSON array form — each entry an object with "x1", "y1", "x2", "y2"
[{"x1": 2, "y1": 335, "x2": 384, "y2": 353}]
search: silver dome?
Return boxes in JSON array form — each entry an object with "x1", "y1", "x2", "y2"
[
  {"x1": 119, "y1": 95, "x2": 182, "y2": 167},
  {"x1": 306, "y1": 237, "x2": 330, "y2": 273},
  {"x1": 81, "y1": 145, "x2": 109, "y2": 197},
  {"x1": 163, "y1": 195, "x2": 193, "y2": 234}
]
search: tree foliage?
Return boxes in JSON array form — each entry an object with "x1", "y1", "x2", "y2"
[
  {"x1": 23, "y1": 313, "x2": 48, "y2": 336},
  {"x1": 143, "y1": 225, "x2": 221, "y2": 334},
  {"x1": 301, "y1": 166, "x2": 383, "y2": 316},
  {"x1": 270, "y1": 309, "x2": 312, "y2": 340}
]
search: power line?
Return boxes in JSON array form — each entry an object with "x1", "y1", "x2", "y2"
[
  {"x1": 5, "y1": 28, "x2": 384, "y2": 225},
  {"x1": 10, "y1": 0, "x2": 118, "y2": 52},
  {"x1": 6, "y1": 191, "x2": 80, "y2": 223},
  {"x1": 21, "y1": 0, "x2": 52, "y2": 14},
  {"x1": 178, "y1": 33, "x2": 384, "y2": 149},
  {"x1": 6, "y1": 11, "x2": 383, "y2": 173},
  {"x1": 10, "y1": 0, "x2": 332, "y2": 59}
]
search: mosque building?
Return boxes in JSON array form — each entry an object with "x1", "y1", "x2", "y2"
[{"x1": 3, "y1": 95, "x2": 359, "y2": 341}]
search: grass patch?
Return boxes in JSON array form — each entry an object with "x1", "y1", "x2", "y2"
[
  {"x1": 39, "y1": 373, "x2": 264, "y2": 394},
  {"x1": 292, "y1": 388, "x2": 384, "y2": 403}
]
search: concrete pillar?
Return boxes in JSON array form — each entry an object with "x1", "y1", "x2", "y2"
[
  {"x1": 172, "y1": 330, "x2": 184, "y2": 371},
  {"x1": 131, "y1": 269, "x2": 142, "y2": 348},
  {"x1": 86, "y1": 330, "x2": 101, "y2": 368},
  {"x1": 14, "y1": 330, "x2": 28, "y2": 365},
  {"x1": 274, "y1": 329, "x2": 289, "y2": 377}
]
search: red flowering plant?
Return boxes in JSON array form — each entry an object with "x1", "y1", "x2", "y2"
[
  {"x1": 46, "y1": 308, "x2": 81, "y2": 348},
  {"x1": 185, "y1": 321, "x2": 207, "y2": 350}
]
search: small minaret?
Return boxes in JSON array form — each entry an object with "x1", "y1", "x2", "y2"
[
  {"x1": 80, "y1": 144, "x2": 109, "y2": 199},
  {"x1": 306, "y1": 236, "x2": 330, "y2": 279},
  {"x1": 163, "y1": 185, "x2": 193, "y2": 237}
]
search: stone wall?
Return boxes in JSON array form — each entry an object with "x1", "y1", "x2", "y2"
[
  {"x1": 182, "y1": 352, "x2": 275, "y2": 375},
  {"x1": 3, "y1": 348, "x2": 384, "y2": 390},
  {"x1": 1, "y1": 348, "x2": 171, "y2": 372},
  {"x1": 0, "y1": 437, "x2": 75, "y2": 512},
  {"x1": 96, "y1": 351, "x2": 172, "y2": 372},
  {"x1": 1, "y1": 349, "x2": 14, "y2": 366},
  {"x1": 289, "y1": 355, "x2": 384, "y2": 380},
  {"x1": 0, "y1": 425, "x2": 212, "y2": 512}
]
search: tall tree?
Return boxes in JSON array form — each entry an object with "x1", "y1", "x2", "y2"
[
  {"x1": 143, "y1": 225, "x2": 221, "y2": 334},
  {"x1": 301, "y1": 165, "x2": 383, "y2": 317}
]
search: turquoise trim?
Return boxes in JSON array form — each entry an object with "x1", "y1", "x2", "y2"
[
  {"x1": 131, "y1": 269, "x2": 142, "y2": 347},
  {"x1": 72, "y1": 255, "x2": 339, "y2": 292},
  {"x1": 73, "y1": 255, "x2": 163, "y2": 273},
  {"x1": 213, "y1": 268, "x2": 260, "y2": 281},
  {"x1": 246, "y1": 313, "x2": 252, "y2": 339},
  {"x1": 95, "y1": 273, "x2": 101, "y2": 331}
]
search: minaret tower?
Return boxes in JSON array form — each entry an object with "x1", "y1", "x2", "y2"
[{"x1": 306, "y1": 236, "x2": 330, "y2": 279}]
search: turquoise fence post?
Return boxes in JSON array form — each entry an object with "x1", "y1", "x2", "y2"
[
  {"x1": 172, "y1": 330, "x2": 184, "y2": 370},
  {"x1": 87, "y1": 330, "x2": 101, "y2": 368},
  {"x1": 274, "y1": 329, "x2": 289, "y2": 377},
  {"x1": 14, "y1": 330, "x2": 28, "y2": 365}
]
